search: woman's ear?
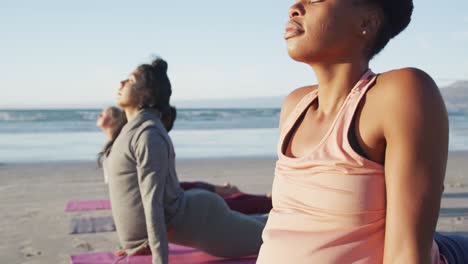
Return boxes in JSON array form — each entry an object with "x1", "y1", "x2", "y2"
[
  {"x1": 138, "y1": 89, "x2": 156, "y2": 108},
  {"x1": 358, "y1": 7, "x2": 383, "y2": 38}
]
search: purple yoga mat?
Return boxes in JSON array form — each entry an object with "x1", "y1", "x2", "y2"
[
  {"x1": 70, "y1": 244, "x2": 256, "y2": 264},
  {"x1": 65, "y1": 200, "x2": 112, "y2": 212}
]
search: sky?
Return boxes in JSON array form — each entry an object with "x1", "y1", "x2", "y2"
[{"x1": 1, "y1": 0, "x2": 467, "y2": 108}]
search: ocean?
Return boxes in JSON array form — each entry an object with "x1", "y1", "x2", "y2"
[
  {"x1": 0, "y1": 109, "x2": 280, "y2": 163},
  {"x1": 0, "y1": 108, "x2": 467, "y2": 163}
]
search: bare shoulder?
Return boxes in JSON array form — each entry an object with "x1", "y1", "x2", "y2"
[
  {"x1": 372, "y1": 67, "x2": 448, "y2": 135},
  {"x1": 279, "y1": 85, "x2": 317, "y2": 128},
  {"x1": 375, "y1": 67, "x2": 442, "y2": 104}
]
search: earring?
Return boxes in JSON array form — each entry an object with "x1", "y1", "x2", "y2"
[{"x1": 362, "y1": 30, "x2": 367, "y2": 36}]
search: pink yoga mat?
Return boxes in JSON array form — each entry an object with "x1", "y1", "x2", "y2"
[
  {"x1": 65, "y1": 200, "x2": 111, "y2": 212},
  {"x1": 70, "y1": 244, "x2": 256, "y2": 264}
]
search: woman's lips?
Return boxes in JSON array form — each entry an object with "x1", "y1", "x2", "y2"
[{"x1": 284, "y1": 20, "x2": 304, "y2": 40}]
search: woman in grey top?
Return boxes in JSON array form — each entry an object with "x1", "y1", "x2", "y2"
[{"x1": 104, "y1": 57, "x2": 266, "y2": 264}]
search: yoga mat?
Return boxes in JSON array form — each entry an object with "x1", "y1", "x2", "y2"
[
  {"x1": 70, "y1": 216, "x2": 115, "y2": 234},
  {"x1": 70, "y1": 244, "x2": 256, "y2": 264},
  {"x1": 66, "y1": 200, "x2": 111, "y2": 212}
]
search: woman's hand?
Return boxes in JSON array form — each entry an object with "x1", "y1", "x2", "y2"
[
  {"x1": 214, "y1": 182, "x2": 240, "y2": 198},
  {"x1": 116, "y1": 245, "x2": 152, "y2": 257}
]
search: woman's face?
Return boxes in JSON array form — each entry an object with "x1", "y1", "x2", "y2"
[
  {"x1": 96, "y1": 108, "x2": 115, "y2": 129},
  {"x1": 116, "y1": 70, "x2": 141, "y2": 109},
  {"x1": 285, "y1": 0, "x2": 365, "y2": 63}
]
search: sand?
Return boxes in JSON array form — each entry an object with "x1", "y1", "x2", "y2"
[{"x1": 1, "y1": 153, "x2": 467, "y2": 264}]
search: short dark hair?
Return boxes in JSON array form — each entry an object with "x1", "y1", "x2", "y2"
[{"x1": 362, "y1": 0, "x2": 414, "y2": 59}]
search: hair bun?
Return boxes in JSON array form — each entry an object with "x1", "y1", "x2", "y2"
[
  {"x1": 151, "y1": 58, "x2": 168, "y2": 74},
  {"x1": 383, "y1": 0, "x2": 414, "y2": 38}
]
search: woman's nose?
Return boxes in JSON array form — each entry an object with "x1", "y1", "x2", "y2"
[
  {"x1": 289, "y1": 2, "x2": 304, "y2": 18},
  {"x1": 119, "y1": 80, "x2": 125, "y2": 90}
]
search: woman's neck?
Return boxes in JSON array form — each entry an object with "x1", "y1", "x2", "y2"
[
  {"x1": 309, "y1": 61, "x2": 369, "y2": 116},
  {"x1": 124, "y1": 106, "x2": 141, "y2": 123},
  {"x1": 102, "y1": 127, "x2": 114, "y2": 140}
]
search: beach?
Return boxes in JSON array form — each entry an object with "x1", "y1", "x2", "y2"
[{"x1": 1, "y1": 153, "x2": 467, "y2": 264}]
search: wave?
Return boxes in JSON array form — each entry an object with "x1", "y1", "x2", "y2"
[
  {"x1": 448, "y1": 109, "x2": 468, "y2": 116},
  {"x1": 0, "y1": 111, "x2": 48, "y2": 122},
  {"x1": 0, "y1": 110, "x2": 101, "y2": 122},
  {"x1": 177, "y1": 109, "x2": 281, "y2": 122},
  {"x1": 0, "y1": 109, "x2": 281, "y2": 123},
  {"x1": 77, "y1": 111, "x2": 99, "y2": 121}
]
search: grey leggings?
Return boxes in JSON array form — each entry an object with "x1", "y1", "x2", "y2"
[
  {"x1": 168, "y1": 189, "x2": 266, "y2": 257},
  {"x1": 435, "y1": 232, "x2": 468, "y2": 263}
]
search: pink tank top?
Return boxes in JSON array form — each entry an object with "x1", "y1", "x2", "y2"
[{"x1": 257, "y1": 70, "x2": 446, "y2": 264}]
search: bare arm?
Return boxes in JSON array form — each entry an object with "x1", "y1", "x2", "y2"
[{"x1": 381, "y1": 69, "x2": 448, "y2": 264}]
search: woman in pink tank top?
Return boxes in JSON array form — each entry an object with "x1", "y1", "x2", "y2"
[{"x1": 257, "y1": 1, "x2": 468, "y2": 263}]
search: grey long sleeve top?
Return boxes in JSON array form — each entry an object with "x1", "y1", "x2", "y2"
[{"x1": 104, "y1": 109, "x2": 185, "y2": 264}]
